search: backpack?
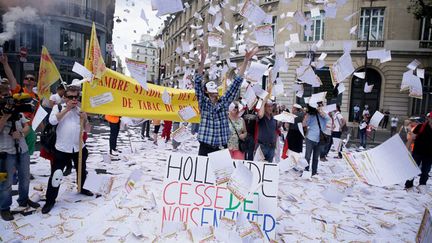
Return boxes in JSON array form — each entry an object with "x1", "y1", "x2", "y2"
[
  {"x1": 336, "y1": 112, "x2": 349, "y2": 134},
  {"x1": 40, "y1": 104, "x2": 62, "y2": 153}
]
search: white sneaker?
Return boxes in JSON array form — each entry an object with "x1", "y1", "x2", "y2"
[
  {"x1": 417, "y1": 185, "x2": 428, "y2": 194},
  {"x1": 359, "y1": 146, "x2": 365, "y2": 150}
]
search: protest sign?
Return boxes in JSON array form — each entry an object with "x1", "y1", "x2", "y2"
[
  {"x1": 342, "y1": 135, "x2": 420, "y2": 187},
  {"x1": 160, "y1": 153, "x2": 279, "y2": 241}
]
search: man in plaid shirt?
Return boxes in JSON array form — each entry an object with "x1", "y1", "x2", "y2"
[{"x1": 195, "y1": 45, "x2": 259, "y2": 156}]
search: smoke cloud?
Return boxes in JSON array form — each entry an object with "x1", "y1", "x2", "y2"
[{"x1": 0, "y1": 6, "x2": 39, "y2": 45}]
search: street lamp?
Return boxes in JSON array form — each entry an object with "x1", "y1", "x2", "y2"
[
  {"x1": 361, "y1": 0, "x2": 377, "y2": 109},
  {"x1": 114, "y1": 16, "x2": 122, "y2": 23}
]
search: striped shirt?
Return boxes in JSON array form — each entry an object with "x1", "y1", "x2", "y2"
[{"x1": 194, "y1": 74, "x2": 243, "y2": 147}]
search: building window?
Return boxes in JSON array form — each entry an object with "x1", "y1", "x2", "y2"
[
  {"x1": 235, "y1": 24, "x2": 244, "y2": 50},
  {"x1": 60, "y1": 28, "x2": 87, "y2": 58},
  {"x1": 359, "y1": 8, "x2": 385, "y2": 40},
  {"x1": 144, "y1": 56, "x2": 147, "y2": 62},
  {"x1": 19, "y1": 23, "x2": 43, "y2": 53},
  {"x1": 411, "y1": 72, "x2": 432, "y2": 116},
  {"x1": 271, "y1": 16, "x2": 277, "y2": 41},
  {"x1": 420, "y1": 17, "x2": 432, "y2": 41},
  {"x1": 137, "y1": 48, "x2": 140, "y2": 53},
  {"x1": 136, "y1": 55, "x2": 140, "y2": 61},
  {"x1": 304, "y1": 11, "x2": 324, "y2": 42}
]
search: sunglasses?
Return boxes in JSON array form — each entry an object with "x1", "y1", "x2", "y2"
[
  {"x1": 66, "y1": 95, "x2": 79, "y2": 100},
  {"x1": 234, "y1": 106, "x2": 239, "y2": 109},
  {"x1": 25, "y1": 77, "x2": 35, "y2": 81}
]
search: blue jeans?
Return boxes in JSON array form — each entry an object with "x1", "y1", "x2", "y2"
[
  {"x1": 305, "y1": 138, "x2": 321, "y2": 175},
  {"x1": 0, "y1": 152, "x2": 30, "y2": 211},
  {"x1": 359, "y1": 130, "x2": 367, "y2": 148},
  {"x1": 259, "y1": 143, "x2": 275, "y2": 163}
]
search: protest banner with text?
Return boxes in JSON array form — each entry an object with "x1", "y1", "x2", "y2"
[
  {"x1": 160, "y1": 153, "x2": 279, "y2": 241},
  {"x1": 81, "y1": 68, "x2": 200, "y2": 122}
]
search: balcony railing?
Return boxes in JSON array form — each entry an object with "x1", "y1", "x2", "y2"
[
  {"x1": 52, "y1": 3, "x2": 105, "y2": 25},
  {"x1": 357, "y1": 40, "x2": 385, "y2": 48},
  {"x1": 419, "y1": 41, "x2": 432, "y2": 49}
]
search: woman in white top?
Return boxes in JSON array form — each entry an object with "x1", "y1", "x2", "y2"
[{"x1": 227, "y1": 101, "x2": 247, "y2": 160}]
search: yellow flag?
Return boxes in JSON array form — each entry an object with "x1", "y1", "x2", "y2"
[
  {"x1": 37, "y1": 46, "x2": 61, "y2": 100},
  {"x1": 88, "y1": 22, "x2": 106, "y2": 79}
]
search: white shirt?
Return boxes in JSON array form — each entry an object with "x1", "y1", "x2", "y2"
[
  {"x1": 332, "y1": 112, "x2": 344, "y2": 132},
  {"x1": 50, "y1": 93, "x2": 63, "y2": 106},
  {"x1": 362, "y1": 109, "x2": 369, "y2": 116},
  {"x1": 323, "y1": 116, "x2": 332, "y2": 135},
  {"x1": 49, "y1": 104, "x2": 85, "y2": 153},
  {"x1": 391, "y1": 117, "x2": 398, "y2": 127}
]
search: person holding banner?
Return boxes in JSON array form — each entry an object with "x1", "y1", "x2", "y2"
[
  {"x1": 195, "y1": 45, "x2": 259, "y2": 156},
  {"x1": 404, "y1": 112, "x2": 432, "y2": 193},
  {"x1": 105, "y1": 115, "x2": 121, "y2": 156},
  {"x1": 42, "y1": 86, "x2": 93, "y2": 214}
]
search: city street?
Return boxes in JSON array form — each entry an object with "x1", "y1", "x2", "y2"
[
  {"x1": 0, "y1": 122, "x2": 431, "y2": 242},
  {"x1": 0, "y1": 0, "x2": 431, "y2": 242}
]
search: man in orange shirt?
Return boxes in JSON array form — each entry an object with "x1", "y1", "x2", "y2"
[{"x1": 105, "y1": 115, "x2": 121, "y2": 156}]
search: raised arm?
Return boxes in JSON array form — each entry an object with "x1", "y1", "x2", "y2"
[
  {"x1": 0, "y1": 54, "x2": 18, "y2": 90},
  {"x1": 197, "y1": 44, "x2": 206, "y2": 75},
  {"x1": 238, "y1": 46, "x2": 259, "y2": 77},
  {"x1": 223, "y1": 47, "x2": 260, "y2": 106}
]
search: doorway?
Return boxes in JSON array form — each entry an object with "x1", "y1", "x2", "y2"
[{"x1": 349, "y1": 68, "x2": 382, "y2": 121}]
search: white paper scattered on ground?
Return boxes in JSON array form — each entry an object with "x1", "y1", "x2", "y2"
[{"x1": 2, "y1": 122, "x2": 432, "y2": 242}]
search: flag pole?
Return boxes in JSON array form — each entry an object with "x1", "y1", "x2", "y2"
[
  {"x1": 77, "y1": 116, "x2": 84, "y2": 193},
  {"x1": 77, "y1": 39, "x2": 90, "y2": 193}
]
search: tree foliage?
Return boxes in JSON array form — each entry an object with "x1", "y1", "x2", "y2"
[{"x1": 408, "y1": 0, "x2": 432, "y2": 19}]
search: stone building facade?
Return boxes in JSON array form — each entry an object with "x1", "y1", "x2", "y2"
[
  {"x1": 159, "y1": 0, "x2": 432, "y2": 119},
  {"x1": 131, "y1": 34, "x2": 159, "y2": 83},
  {"x1": 0, "y1": 0, "x2": 115, "y2": 85}
]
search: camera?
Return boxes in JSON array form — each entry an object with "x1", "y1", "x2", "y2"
[{"x1": 0, "y1": 94, "x2": 34, "y2": 121}]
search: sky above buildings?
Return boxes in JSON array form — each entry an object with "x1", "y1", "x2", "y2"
[{"x1": 112, "y1": 0, "x2": 164, "y2": 66}]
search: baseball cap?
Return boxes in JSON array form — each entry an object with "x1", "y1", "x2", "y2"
[
  {"x1": 293, "y1": 104, "x2": 302, "y2": 109},
  {"x1": 205, "y1": 81, "x2": 218, "y2": 93},
  {"x1": 427, "y1": 112, "x2": 432, "y2": 118}
]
